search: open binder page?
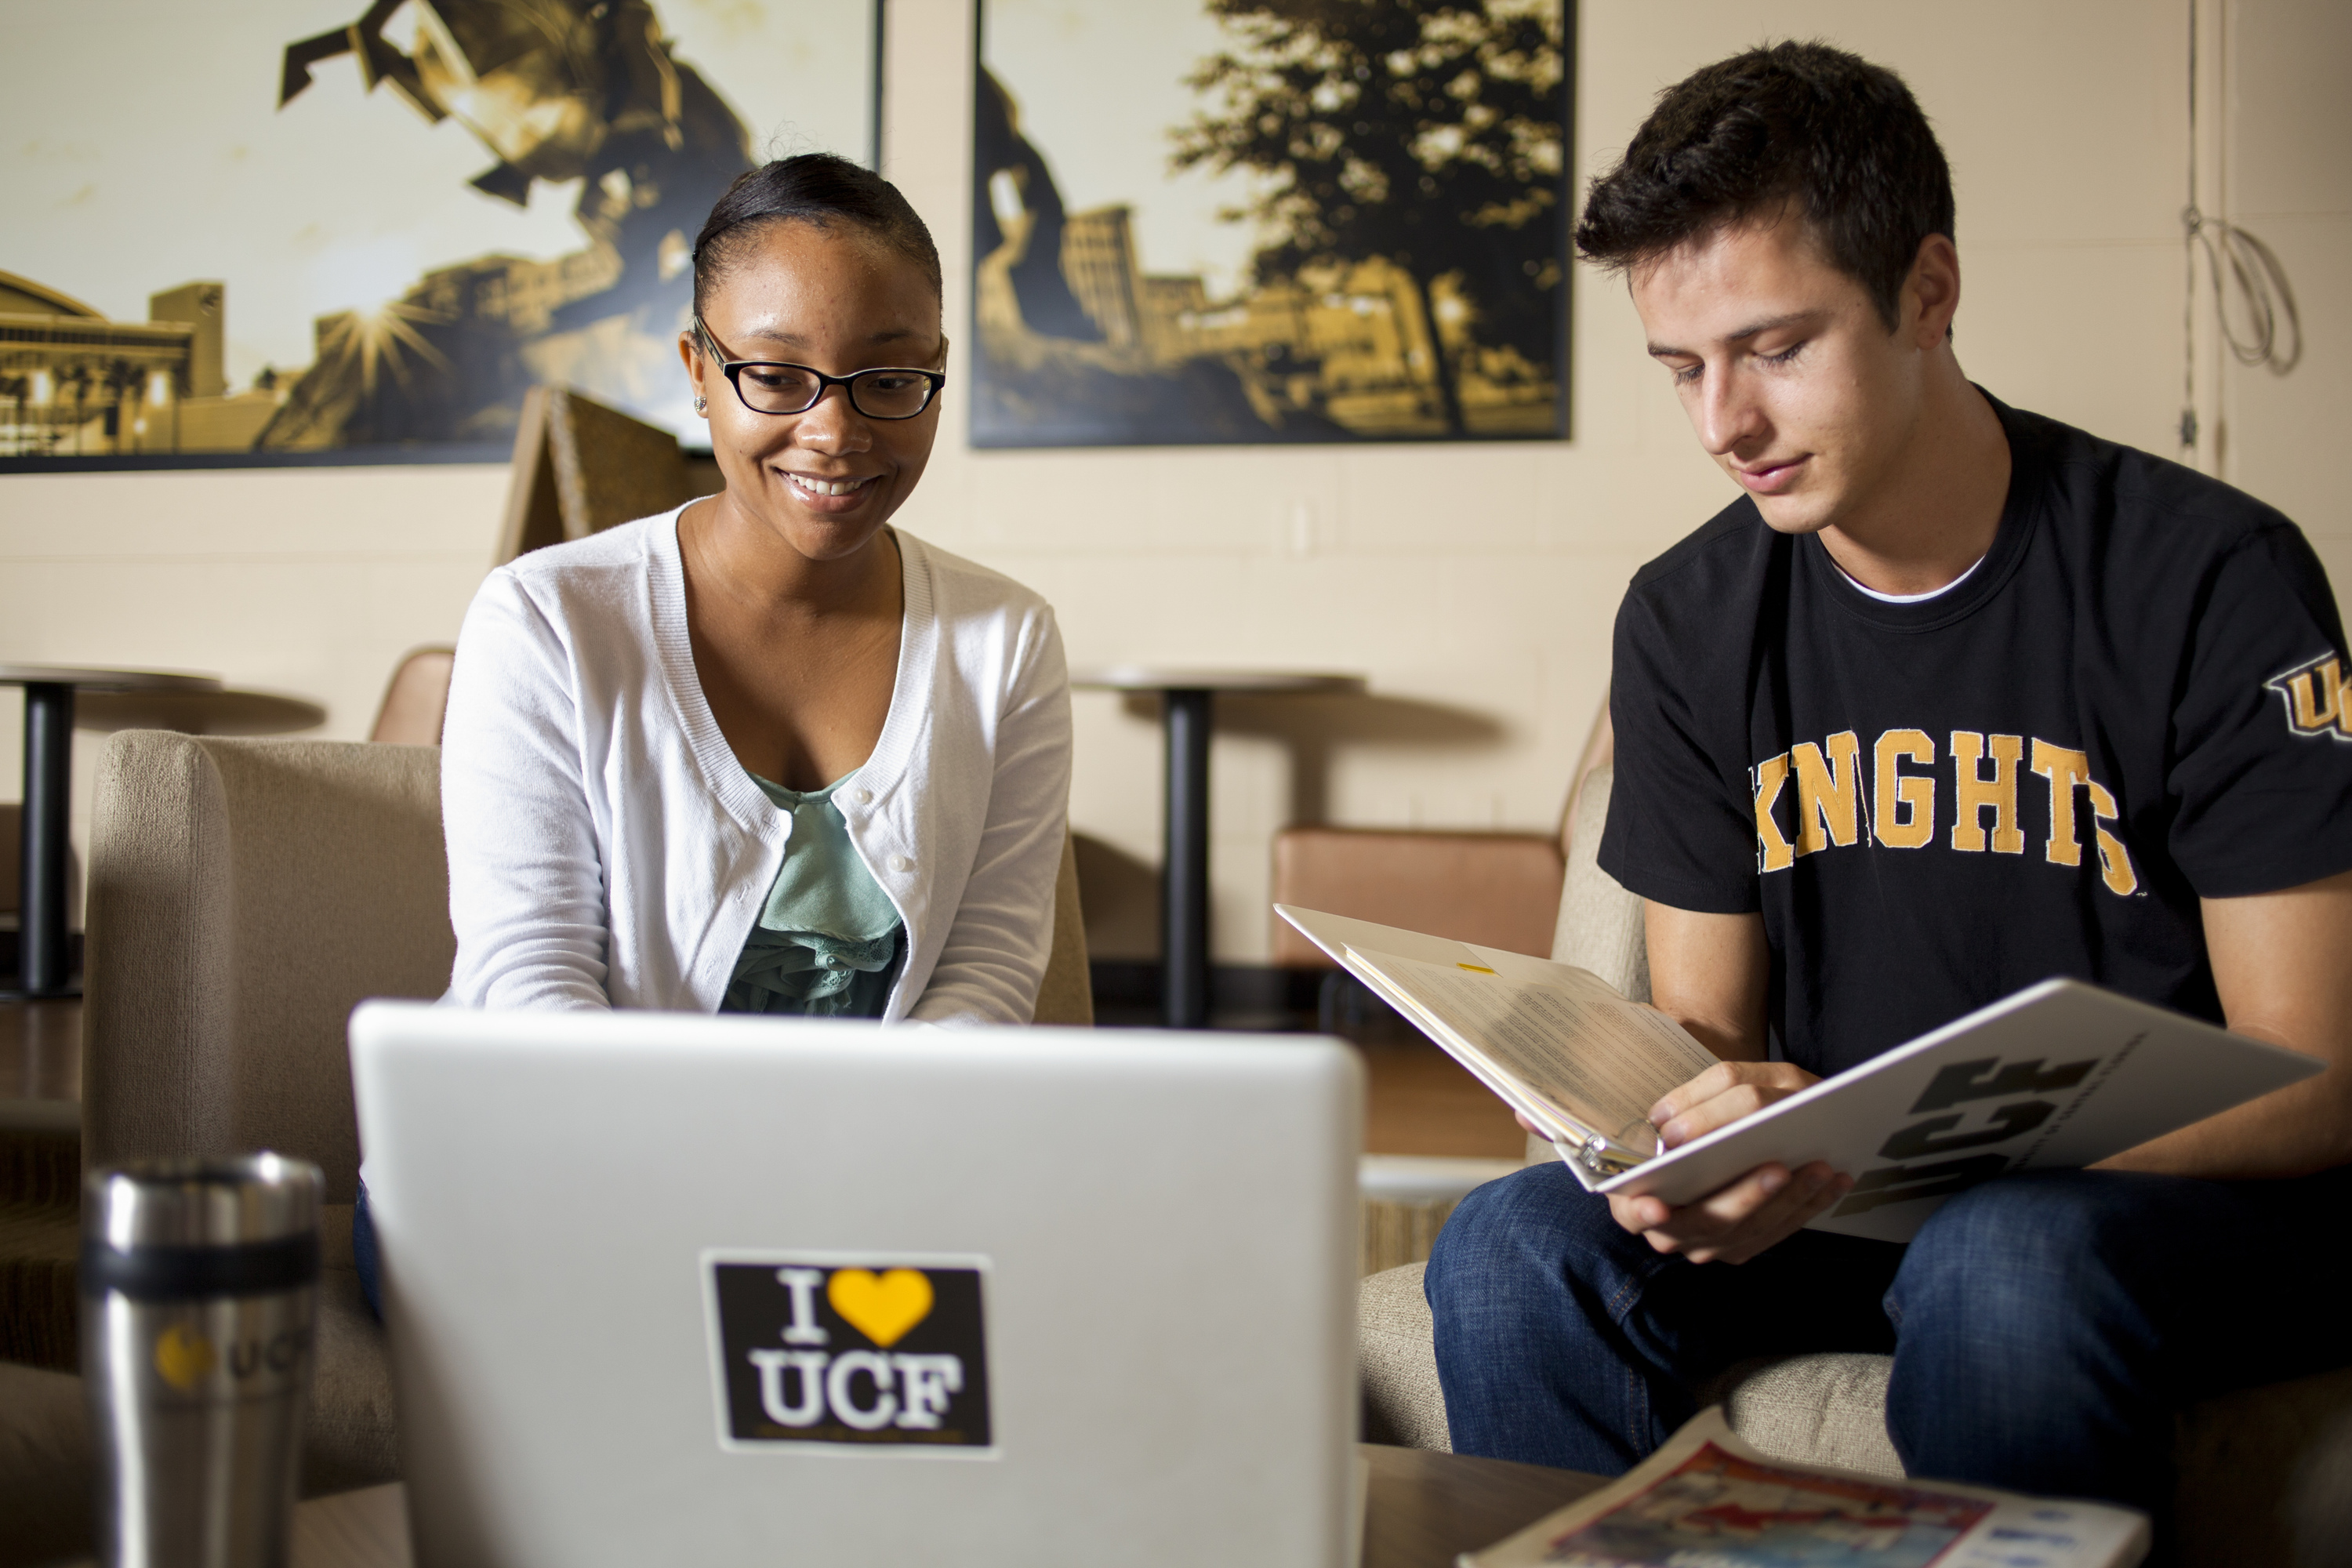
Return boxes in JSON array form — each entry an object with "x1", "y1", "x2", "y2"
[
  {"x1": 1279, "y1": 903, "x2": 2324, "y2": 1241},
  {"x1": 1345, "y1": 946, "x2": 1715, "y2": 1163},
  {"x1": 1330, "y1": 958, "x2": 1594, "y2": 1148},
  {"x1": 1273, "y1": 904, "x2": 1719, "y2": 1179}
]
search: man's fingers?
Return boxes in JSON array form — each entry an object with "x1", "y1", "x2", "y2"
[
  {"x1": 1620, "y1": 1163, "x2": 1791, "y2": 1252},
  {"x1": 1689, "y1": 1162, "x2": 1795, "y2": 1229},
  {"x1": 1612, "y1": 1162, "x2": 1788, "y2": 1241},
  {"x1": 1650, "y1": 1062, "x2": 1822, "y2": 1148},
  {"x1": 1617, "y1": 1161, "x2": 1853, "y2": 1263},
  {"x1": 1608, "y1": 1189, "x2": 1673, "y2": 1235},
  {"x1": 1690, "y1": 1163, "x2": 1852, "y2": 1265},
  {"x1": 1648, "y1": 1062, "x2": 1739, "y2": 1124},
  {"x1": 1657, "y1": 1083, "x2": 1777, "y2": 1149}
]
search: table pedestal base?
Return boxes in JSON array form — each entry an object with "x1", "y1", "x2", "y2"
[
  {"x1": 1162, "y1": 689, "x2": 1213, "y2": 1029},
  {"x1": 11, "y1": 683, "x2": 77, "y2": 1000}
]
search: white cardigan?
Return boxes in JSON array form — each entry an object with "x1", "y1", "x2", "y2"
[{"x1": 440, "y1": 508, "x2": 1072, "y2": 1023}]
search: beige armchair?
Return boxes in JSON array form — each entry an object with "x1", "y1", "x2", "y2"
[
  {"x1": 1, "y1": 730, "x2": 1094, "y2": 1562},
  {"x1": 84, "y1": 734, "x2": 456, "y2": 1493},
  {"x1": 1358, "y1": 764, "x2": 2352, "y2": 1567},
  {"x1": 1, "y1": 735, "x2": 450, "y2": 1563}
]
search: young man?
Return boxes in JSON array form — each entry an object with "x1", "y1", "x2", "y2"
[{"x1": 1425, "y1": 40, "x2": 2352, "y2": 1533}]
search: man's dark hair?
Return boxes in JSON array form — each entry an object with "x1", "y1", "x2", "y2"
[
  {"x1": 692, "y1": 154, "x2": 942, "y2": 314},
  {"x1": 1574, "y1": 42, "x2": 1954, "y2": 332}
]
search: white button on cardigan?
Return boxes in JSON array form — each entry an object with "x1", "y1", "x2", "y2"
[{"x1": 441, "y1": 507, "x2": 1073, "y2": 1024}]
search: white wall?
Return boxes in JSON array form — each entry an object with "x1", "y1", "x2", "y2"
[{"x1": 2, "y1": 0, "x2": 2343, "y2": 960}]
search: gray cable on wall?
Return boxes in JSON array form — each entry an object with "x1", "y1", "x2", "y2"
[{"x1": 2180, "y1": 0, "x2": 2303, "y2": 454}]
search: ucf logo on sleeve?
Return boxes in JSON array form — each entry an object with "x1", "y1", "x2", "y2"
[
  {"x1": 2267, "y1": 652, "x2": 2352, "y2": 742},
  {"x1": 706, "y1": 1254, "x2": 992, "y2": 1452}
]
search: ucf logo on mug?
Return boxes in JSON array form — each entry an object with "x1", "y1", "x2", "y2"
[{"x1": 706, "y1": 1253, "x2": 992, "y2": 1453}]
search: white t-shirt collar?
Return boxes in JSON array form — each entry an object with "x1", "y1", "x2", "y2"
[{"x1": 1832, "y1": 551, "x2": 1987, "y2": 604}]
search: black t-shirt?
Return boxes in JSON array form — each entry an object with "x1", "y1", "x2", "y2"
[{"x1": 1598, "y1": 396, "x2": 2352, "y2": 1078}]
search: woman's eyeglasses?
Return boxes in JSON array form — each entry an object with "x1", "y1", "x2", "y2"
[{"x1": 693, "y1": 318, "x2": 945, "y2": 420}]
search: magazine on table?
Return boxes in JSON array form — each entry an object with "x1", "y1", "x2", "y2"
[
  {"x1": 1274, "y1": 906, "x2": 2321, "y2": 1243},
  {"x1": 1458, "y1": 1406, "x2": 2149, "y2": 1568}
]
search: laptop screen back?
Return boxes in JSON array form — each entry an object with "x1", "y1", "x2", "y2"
[{"x1": 350, "y1": 1003, "x2": 1362, "y2": 1567}]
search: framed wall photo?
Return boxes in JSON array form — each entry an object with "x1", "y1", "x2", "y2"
[
  {"x1": 0, "y1": 0, "x2": 880, "y2": 469},
  {"x1": 972, "y1": 0, "x2": 1571, "y2": 449}
]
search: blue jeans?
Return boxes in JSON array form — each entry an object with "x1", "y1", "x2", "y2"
[
  {"x1": 1427, "y1": 1163, "x2": 2352, "y2": 1529},
  {"x1": 353, "y1": 1177, "x2": 383, "y2": 1321}
]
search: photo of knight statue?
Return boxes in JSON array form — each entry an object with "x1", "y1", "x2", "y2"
[{"x1": 264, "y1": 0, "x2": 754, "y2": 448}]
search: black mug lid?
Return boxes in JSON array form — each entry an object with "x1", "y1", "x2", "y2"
[{"x1": 81, "y1": 1152, "x2": 324, "y2": 1299}]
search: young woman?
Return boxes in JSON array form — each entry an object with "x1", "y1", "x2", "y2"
[{"x1": 439, "y1": 154, "x2": 1073, "y2": 1022}]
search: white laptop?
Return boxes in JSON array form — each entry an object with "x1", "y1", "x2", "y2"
[{"x1": 348, "y1": 1001, "x2": 1364, "y2": 1567}]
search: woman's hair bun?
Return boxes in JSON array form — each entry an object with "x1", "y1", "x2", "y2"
[{"x1": 692, "y1": 153, "x2": 942, "y2": 314}]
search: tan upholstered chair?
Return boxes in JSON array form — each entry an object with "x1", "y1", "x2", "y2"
[
  {"x1": 0, "y1": 732, "x2": 1090, "y2": 1559},
  {"x1": 369, "y1": 646, "x2": 456, "y2": 746},
  {"x1": 1269, "y1": 708, "x2": 1614, "y2": 981},
  {"x1": 83, "y1": 735, "x2": 455, "y2": 1494},
  {"x1": 1357, "y1": 764, "x2": 2352, "y2": 1567},
  {"x1": 2, "y1": 735, "x2": 450, "y2": 1562}
]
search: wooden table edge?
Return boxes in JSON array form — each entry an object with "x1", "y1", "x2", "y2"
[{"x1": 257, "y1": 1446, "x2": 1607, "y2": 1568}]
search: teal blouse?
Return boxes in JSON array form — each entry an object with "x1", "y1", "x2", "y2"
[{"x1": 719, "y1": 771, "x2": 905, "y2": 1018}]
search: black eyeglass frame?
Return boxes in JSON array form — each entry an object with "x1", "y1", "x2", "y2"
[{"x1": 691, "y1": 317, "x2": 946, "y2": 421}]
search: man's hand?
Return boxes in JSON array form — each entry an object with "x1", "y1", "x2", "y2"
[
  {"x1": 1519, "y1": 1058, "x2": 1850, "y2": 1264},
  {"x1": 1609, "y1": 1159, "x2": 1853, "y2": 1265},
  {"x1": 1648, "y1": 1060, "x2": 1817, "y2": 1149},
  {"x1": 1609, "y1": 1060, "x2": 1846, "y2": 1264}
]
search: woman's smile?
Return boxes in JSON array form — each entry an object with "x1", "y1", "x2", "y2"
[{"x1": 781, "y1": 469, "x2": 883, "y2": 509}]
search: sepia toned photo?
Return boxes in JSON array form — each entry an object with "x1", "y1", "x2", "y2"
[
  {"x1": 0, "y1": 0, "x2": 878, "y2": 466},
  {"x1": 973, "y1": 0, "x2": 1570, "y2": 448}
]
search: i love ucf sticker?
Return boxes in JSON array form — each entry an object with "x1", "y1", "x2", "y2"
[{"x1": 705, "y1": 1253, "x2": 993, "y2": 1454}]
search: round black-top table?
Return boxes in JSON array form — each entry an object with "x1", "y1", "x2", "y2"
[
  {"x1": 2, "y1": 663, "x2": 220, "y2": 999},
  {"x1": 1071, "y1": 666, "x2": 1364, "y2": 1029}
]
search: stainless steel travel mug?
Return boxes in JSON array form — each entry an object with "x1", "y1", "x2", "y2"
[{"x1": 82, "y1": 1153, "x2": 324, "y2": 1568}]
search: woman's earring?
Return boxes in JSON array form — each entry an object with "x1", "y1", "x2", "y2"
[{"x1": 694, "y1": 396, "x2": 707, "y2": 416}]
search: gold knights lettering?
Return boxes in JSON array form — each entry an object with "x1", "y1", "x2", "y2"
[{"x1": 1751, "y1": 729, "x2": 2138, "y2": 893}]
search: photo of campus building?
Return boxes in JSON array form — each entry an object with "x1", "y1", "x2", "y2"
[{"x1": 971, "y1": 0, "x2": 1569, "y2": 447}]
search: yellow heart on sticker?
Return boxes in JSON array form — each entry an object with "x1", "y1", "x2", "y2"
[
  {"x1": 154, "y1": 1324, "x2": 216, "y2": 1391},
  {"x1": 826, "y1": 1268, "x2": 934, "y2": 1348}
]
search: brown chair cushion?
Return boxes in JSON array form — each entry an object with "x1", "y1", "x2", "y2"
[
  {"x1": 1269, "y1": 826, "x2": 1563, "y2": 967},
  {"x1": 368, "y1": 646, "x2": 455, "y2": 746}
]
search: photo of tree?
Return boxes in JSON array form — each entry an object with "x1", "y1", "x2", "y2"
[
  {"x1": 1, "y1": 0, "x2": 877, "y2": 466},
  {"x1": 974, "y1": 0, "x2": 1570, "y2": 448}
]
